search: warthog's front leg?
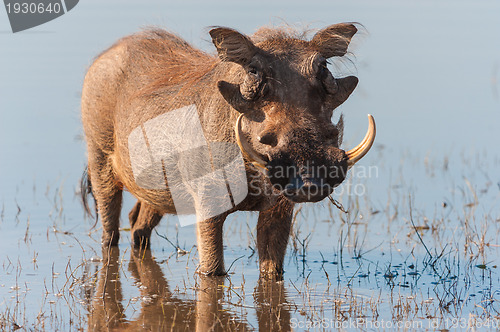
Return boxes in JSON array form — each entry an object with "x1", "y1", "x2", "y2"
[
  {"x1": 196, "y1": 214, "x2": 227, "y2": 276},
  {"x1": 128, "y1": 201, "x2": 162, "y2": 249},
  {"x1": 257, "y1": 198, "x2": 294, "y2": 279}
]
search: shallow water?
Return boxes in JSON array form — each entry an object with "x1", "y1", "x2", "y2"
[{"x1": 1, "y1": 0, "x2": 500, "y2": 331}]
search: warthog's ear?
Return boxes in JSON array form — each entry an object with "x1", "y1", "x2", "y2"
[
  {"x1": 210, "y1": 27, "x2": 257, "y2": 66},
  {"x1": 311, "y1": 23, "x2": 357, "y2": 58}
]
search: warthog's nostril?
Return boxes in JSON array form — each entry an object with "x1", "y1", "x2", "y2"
[{"x1": 258, "y1": 131, "x2": 277, "y2": 146}]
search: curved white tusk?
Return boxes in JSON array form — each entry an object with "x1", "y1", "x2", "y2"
[
  {"x1": 235, "y1": 114, "x2": 268, "y2": 169},
  {"x1": 346, "y1": 114, "x2": 376, "y2": 167}
]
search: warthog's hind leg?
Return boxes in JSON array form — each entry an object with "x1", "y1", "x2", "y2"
[
  {"x1": 128, "y1": 201, "x2": 141, "y2": 229},
  {"x1": 257, "y1": 198, "x2": 294, "y2": 280},
  {"x1": 129, "y1": 201, "x2": 162, "y2": 249},
  {"x1": 87, "y1": 148, "x2": 123, "y2": 247}
]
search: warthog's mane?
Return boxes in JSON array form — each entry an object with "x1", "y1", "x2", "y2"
[
  {"x1": 126, "y1": 25, "x2": 327, "y2": 99},
  {"x1": 251, "y1": 25, "x2": 312, "y2": 45},
  {"x1": 123, "y1": 28, "x2": 218, "y2": 99}
]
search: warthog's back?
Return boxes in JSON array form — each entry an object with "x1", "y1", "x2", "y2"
[
  {"x1": 81, "y1": 29, "x2": 222, "y2": 213},
  {"x1": 82, "y1": 29, "x2": 216, "y2": 153}
]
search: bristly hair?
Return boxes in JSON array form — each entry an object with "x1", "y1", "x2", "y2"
[
  {"x1": 129, "y1": 28, "x2": 218, "y2": 99},
  {"x1": 250, "y1": 23, "x2": 364, "y2": 46},
  {"x1": 250, "y1": 22, "x2": 314, "y2": 43},
  {"x1": 249, "y1": 25, "x2": 314, "y2": 57},
  {"x1": 250, "y1": 23, "x2": 362, "y2": 77},
  {"x1": 337, "y1": 114, "x2": 344, "y2": 146}
]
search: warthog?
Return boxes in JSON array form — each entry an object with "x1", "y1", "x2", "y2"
[{"x1": 81, "y1": 23, "x2": 375, "y2": 278}]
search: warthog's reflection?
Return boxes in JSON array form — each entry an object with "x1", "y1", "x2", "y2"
[
  {"x1": 86, "y1": 248, "x2": 291, "y2": 331},
  {"x1": 255, "y1": 277, "x2": 292, "y2": 331}
]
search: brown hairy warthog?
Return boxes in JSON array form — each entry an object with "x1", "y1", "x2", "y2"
[{"x1": 81, "y1": 24, "x2": 375, "y2": 278}]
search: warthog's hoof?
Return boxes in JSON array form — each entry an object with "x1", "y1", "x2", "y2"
[
  {"x1": 101, "y1": 232, "x2": 119, "y2": 248},
  {"x1": 197, "y1": 266, "x2": 226, "y2": 277},
  {"x1": 259, "y1": 270, "x2": 284, "y2": 281},
  {"x1": 259, "y1": 261, "x2": 284, "y2": 280},
  {"x1": 131, "y1": 229, "x2": 151, "y2": 249}
]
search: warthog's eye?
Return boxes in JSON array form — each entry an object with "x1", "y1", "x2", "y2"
[
  {"x1": 248, "y1": 66, "x2": 259, "y2": 76},
  {"x1": 317, "y1": 60, "x2": 328, "y2": 80}
]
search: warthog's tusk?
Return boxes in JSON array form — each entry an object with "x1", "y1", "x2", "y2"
[
  {"x1": 346, "y1": 114, "x2": 376, "y2": 167},
  {"x1": 235, "y1": 114, "x2": 268, "y2": 169}
]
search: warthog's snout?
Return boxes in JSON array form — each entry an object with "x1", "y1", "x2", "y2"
[
  {"x1": 236, "y1": 114, "x2": 376, "y2": 203},
  {"x1": 267, "y1": 159, "x2": 348, "y2": 203}
]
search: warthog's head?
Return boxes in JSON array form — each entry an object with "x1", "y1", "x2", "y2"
[{"x1": 210, "y1": 24, "x2": 375, "y2": 203}]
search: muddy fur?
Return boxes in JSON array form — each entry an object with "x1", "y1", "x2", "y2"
[{"x1": 81, "y1": 24, "x2": 359, "y2": 278}]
